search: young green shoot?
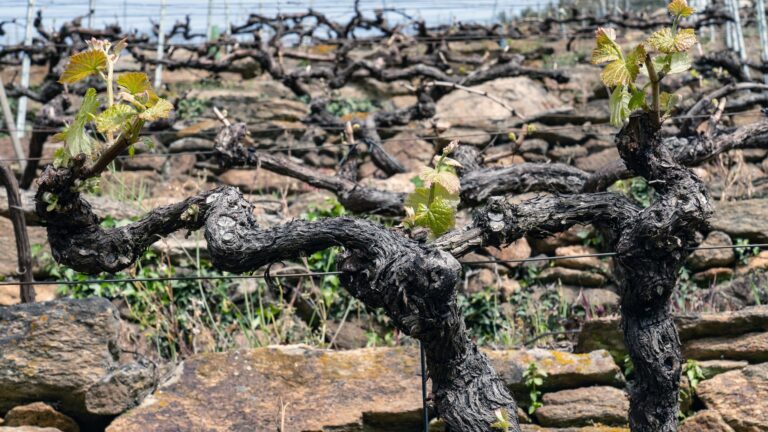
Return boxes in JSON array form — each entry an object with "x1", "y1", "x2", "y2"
[
  {"x1": 591, "y1": 0, "x2": 698, "y2": 126},
  {"x1": 54, "y1": 38, "x2": 173, "y2": 176},
  {"x1": 403, "y1": 140, "x2": 462, "y2": 238}
]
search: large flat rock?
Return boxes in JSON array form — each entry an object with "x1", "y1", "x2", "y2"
[
  {"x1": 107, "y1": 346, "x2": 424, "y2": 432},
  {"x1": 487, "y1": 348, "x2": 624, "y2": 393},
  {"x1": 697, "y1": 362, "x2": 768, "y2": 431},
  {"x1": 0, "y1": 298, "x2": 155, "y2": 425},
  {"x1": 710, "y1": 199, "x2": 768, "y2": 242},
  {"x1": 107, "y1": 346, "x2": 623, "y2": 432},
  {"x1": 679, "y1": 410, "x2": 735, "y2": 432},
  {"x1": 684, "y1": 332, "x2": 768, "y2": 363},
  {"x1": 434, "y1": 77, "x2": 564, "y2": 129},
  {"x1": 521, "y1": 427, "x2": 628, "y2": 432},
  {"x1": 534, "y1": 386, "x2": 629, "y2": 428},
  {"x1": 577, "y1": 306, "x2": 768, "y2": 359}
]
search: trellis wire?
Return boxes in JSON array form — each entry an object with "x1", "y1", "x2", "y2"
[
  {"x1": 0, "y1": 108, "x2": 746, "y2": 137},
  {"x1": 2, "y1": 242, "x2": 767, "y2": 287},
  {"x1": 0, "y1": 108, "x2": 763, "y2": 164}
]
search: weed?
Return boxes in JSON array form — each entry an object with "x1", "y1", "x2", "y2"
[
  {"x1": 176, "y1": 97, "x2": 208, "y2": 120},
  {"x1": 523, "y1": 362, "x2": 547, "y2": 414},
  {"x1": 608, "y1": 177, "x2": 654, "y2": 208},
  {"x1": 325, "y1": 98, "x2": 379, "y2": 117},
  {"x1": 734, "y1": 238, "x2": 760, "y2": 265}
]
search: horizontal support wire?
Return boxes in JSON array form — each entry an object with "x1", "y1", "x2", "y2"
[
  {"x1": 1, "y1": 243, "x2": 766, "y2": 287},
  {"x1": 0, "y1": 110, "x2": 737, "y2": 136},
  {"x1": 0, "y1": 110, "x2": 759, "y2": 164},
  {"x1": 0, "y1": 110, "x2": 734, "y2": 136}
]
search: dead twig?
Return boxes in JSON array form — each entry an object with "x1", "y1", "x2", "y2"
[{"x1": 428, "y1": 80, "x2": 518, "y2": 117}]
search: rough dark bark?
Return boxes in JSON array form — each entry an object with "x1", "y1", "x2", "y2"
[
  {"x1": 441, "y1": 112, "x2": 711, "y2": 431},
  {"x1": 612, "y1": 112, "x2": 711, "y2": 432},
  {"x1": 0, "y1": 163, "x2": 34, "y2": 302},
  {"x1": 34, "y1": 156, "x2": 216, "y2": 274},
  {"x1": 435, "y1": 192, "x2": 638, "y2": 257},
  {"x1": 460, "y1": 163, "x2": 589, "y2": 205},
  {"x1": 35, "y1": 112, "x2": 714, "y2": 431},
  {"x1": 582, "y1": 120, "x2": 768, "y2": 193},
  {"x1": 36, "y1": 166, "x2": 523, "y2": 431}
]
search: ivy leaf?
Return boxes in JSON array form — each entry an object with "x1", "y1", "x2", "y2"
[
  {"x1": 609, "y1": 85, "x2": 631, "y2": 127},
  {"x1": 95, "y1": 103, "x2": 137, "y2": 134},
  {"x1": 591, "y1": 27, "x2": 621, "y2": 64},
  {"x1": 51, "y1": 88, "x2": 99, "y2": 161},
  {"x1": 601, "y1": 44, "x2": 646, "y2": 87},
  {"x1": 647, "y1": 27, "x2": 697, "y2": 53},
  {"x1": 116, "y1": 72, "x2": 151, "y2": 95},
  {"x1": 58, "y1": 50, "x2": 108, "y2": 84},
  {"x1": 668, "y1": 0, "x2": 695, "y2": 18},
  {"x1": 138, "y1": 98, "x2": 173, "y2": 121}
]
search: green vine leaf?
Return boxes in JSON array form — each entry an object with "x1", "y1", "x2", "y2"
[
  {"x1": 603, "y1": 44, "x2": 646, "y2": 87},
  {"x1": 420, "y1": 166, "x2": 461, "y2": 195},
  {"x1": 591, "y1": 27, "x2": 621, "y2": 64},
  {"x1": 406, "y1": 193, "x2": 457, "y2": 237},
  {"x1": 660, "y1": 92, "x2": 681, "y2": 116},
  {"x1": 51, "y1": 88, "x2": 100, "y2": 165},
  {"x1": 666, "y1": 52, "x2": 693, "y2": 74},
  {"x1": 648, "y1": 27, "x2": 697, "y2": 54},
  {"x1": 95, "y1": 103, "x2": 137, "y2": 134},
  {"x1": 668, "y1": 0, "x2": 695, "y2": 18},
  {"x1": 628, "y1": 87, "x2": 646, "y2": 111},
  {"x1": 592, "y1": 27, "x2": 645, "y2": 87},
  {"x1": 58, "y1": 49, "x2": 108, "y2": 84},
  {"x1": 609, "y1": 85, "x2": 631, "y2": 127},
  {"x1": 648, "y1": 52, "x2": 692, "y2": 79},
  {"x1": 116, "y1": 72, "x2": 151, "y2": 95},
  {"x1": 138, "y1": 98, "x2": 173, "y2": 121},
  {"x1": 404, "y1": 182, "x2": 459, "y2": 237}
]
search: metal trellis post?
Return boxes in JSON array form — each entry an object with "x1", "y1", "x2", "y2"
[
  {"x1": 420, "y1": 342, "x2": 429, "y2": 432},
  {"x1": 88, "y1": 0, "x2": 95, "y2": 28},
  {"x1": 0, "y1": 77, "x2": 25, "y2": 172},
  {"x1": 15, "y1": 0, "x2": 35, "y2": 141},
  {"x1": 206, "y1": 0, "x2": 214, "y2": 40},
  {"x1": 729, "y1": 0, "x2": 751, "y2": 80},
  {"x1": 756, "y1": 0, "x2": 768, "y2": 83},
  {"x1": 154, "y1": 0, "x2": 167, "y2": 89}
]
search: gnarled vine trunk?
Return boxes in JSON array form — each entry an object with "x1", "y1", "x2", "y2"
[
  {"x1": 33, "y1": 108, "x2": 712, "y2": 431},
  {"x1": 613, "y1": 112, "x2": 712, "y2": 431}
]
